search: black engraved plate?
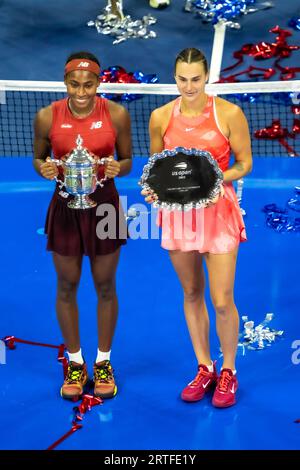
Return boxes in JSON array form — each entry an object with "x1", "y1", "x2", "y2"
[{"x1": 140, "y1": 147, "x2": 223, "y2": 211}]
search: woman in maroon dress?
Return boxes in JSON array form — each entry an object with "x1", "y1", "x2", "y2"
[{"x1": 33, "y1": 51, "x2": 132, "y2": 400}]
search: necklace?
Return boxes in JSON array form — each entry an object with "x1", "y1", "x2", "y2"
[{"x1": 68, "y1": 99, "x2": 96, "y2": 119}]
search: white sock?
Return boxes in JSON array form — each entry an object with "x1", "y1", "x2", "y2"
[
  {"x1": 96, "y1": 349, "x2": 111, "y2": 363},
  {"x1": 67, "y1": 349, "x2": 84, "y2": 365},
  {"x1": 207, "y1": 361, "x2": 214, "y2": 373}
]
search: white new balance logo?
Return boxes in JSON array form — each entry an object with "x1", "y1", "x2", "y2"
[
  {"x1": 90, "y1": 121, "x2": 102, "y2": 129},
  {"x1": 59, "y1": 190, "x2": 69, "y2": 199},
  {"x1": 78, "y1": 62, "x2": 90, "y2": 67}
]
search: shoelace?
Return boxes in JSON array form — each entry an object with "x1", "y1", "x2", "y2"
[
  {"x1": 191, "y1": 366, "x2": 211, "y2": 387},
  {"x1": 65, "y1": 364, "x2": 85, "y2": 384},
  {"x1": 218, "y1": 371, "x2": 232, "y2": 392},
  {"x1": 94, "y1": 361, "x2": 114, "y2": 383}
]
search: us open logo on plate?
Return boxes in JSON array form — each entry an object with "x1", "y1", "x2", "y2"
[{"x1": 174, "y1": 162, "x2": 188, "y2": 170}]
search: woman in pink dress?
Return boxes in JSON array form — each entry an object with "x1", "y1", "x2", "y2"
[{"x1": 143, "y1": 48, "x2": 252, "y2": 408}]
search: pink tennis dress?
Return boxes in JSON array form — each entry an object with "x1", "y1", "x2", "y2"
[{"x1": 158, "y1": 95, "x2": 247, "y2": 254}]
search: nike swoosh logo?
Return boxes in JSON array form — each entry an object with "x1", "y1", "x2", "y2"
[{"x1": 202, "y1": 380, "x2": 211, "y2": 389}]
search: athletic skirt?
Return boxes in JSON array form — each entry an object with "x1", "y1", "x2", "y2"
[
  {"x1": 157, "y1": 182, "x2": 246, "y2": 254},
  {"x1": 45, "y1": 180, "x2": 127, "y2": 258}
]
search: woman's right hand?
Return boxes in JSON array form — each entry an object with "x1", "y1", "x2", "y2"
[
  {"x1": 40, "y1": 157, "x2": 59, "y2": 180},
  {"x1": 141, "y1": 188, "x2": 158, "y2": 204}
]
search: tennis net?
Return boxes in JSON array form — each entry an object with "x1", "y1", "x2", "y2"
[{"x1": 0, "y1": 80, "x2": 299, "y2": 157}]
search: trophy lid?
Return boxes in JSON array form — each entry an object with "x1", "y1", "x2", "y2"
[{"x1": 65, "y1": 135, "x2": 95, "y2": 164}]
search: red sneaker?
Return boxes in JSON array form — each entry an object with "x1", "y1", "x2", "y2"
[
  {"x1": 212, "y1": 368, "x2": 238, "y2": 408},
  {"x1": 181, "y1": 362, "x2": 217, "y2": 402}
]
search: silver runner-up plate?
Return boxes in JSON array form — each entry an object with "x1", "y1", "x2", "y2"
[{"x1": 139, "y1": 147, "x2": 223, "y2": 211}]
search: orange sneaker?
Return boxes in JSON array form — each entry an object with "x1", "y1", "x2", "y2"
[
  {"x1": 60, "y1": 361, "x2": 88, "y2": 400},
  {"x1": 93, "y1": 360, "x2": 117, "y2": 398}
]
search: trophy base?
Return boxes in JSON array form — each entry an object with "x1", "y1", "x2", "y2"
[{"x1": 67, "y1": 195, "x2": 97, "y2": 209}]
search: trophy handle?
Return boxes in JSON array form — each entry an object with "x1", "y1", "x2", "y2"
[
  {"x1": 95, "y1": 157, "x2": 108, "y2": 188},
  {"x1": 50, "y1": 158, "x2": 65, "y2": 189}
]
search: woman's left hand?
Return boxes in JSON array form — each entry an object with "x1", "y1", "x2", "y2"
[{"x1": 104, "y1": 157, "x2": 121, "y2": 178}]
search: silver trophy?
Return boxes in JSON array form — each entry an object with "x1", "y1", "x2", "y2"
[{"x1": 52, "y1": 135, "x2": 107, "y2": 209}]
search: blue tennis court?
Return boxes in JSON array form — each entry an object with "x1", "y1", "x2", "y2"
[
  {"x1": 0, "y1": 155, "x2": 300, "y2": 450},
  {"x1": 1, "y1": 0, "x2": 300, "y2": 453}
]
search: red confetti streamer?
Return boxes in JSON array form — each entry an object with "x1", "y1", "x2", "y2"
[
  {"x1": 57, "y1": 343, "x2": 68, "y2": 379},
  {"x1": 2, "y1": 335, "x2": 63, "y2": 350},
  {"x1": 218, "y1": 65, "x2": 276, "y2": 83},
  {"x1": 100, "y1": 66, "x2": 139, "y2": 84},
  {"x1": 2, "y1": 335, "x2": 103, "y2": 449},
  {"x1": 292, "y1": 119, "x2": 300, "y2": 135},
  {"x1": 47, "y1": 395, "x2": 102, "y2": 450},
  {"x1": 220, "y1": 26, "x2": 300, "y2": 82},
  {"x1": 47, "y1": 423, "x2": 83, "y2": 450},
  {"x1": 77, "y1": 394, "x2": 102, "y2": 415},
  {"x1": 254, "y1": 119, "x2": 299, "y2": 156}
]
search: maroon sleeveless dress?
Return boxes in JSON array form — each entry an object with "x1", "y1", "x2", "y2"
[{"x1": 45, "y1": 96, "x2": 127, "y2": 257}]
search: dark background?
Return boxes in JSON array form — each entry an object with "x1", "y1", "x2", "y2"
[{"x1": 0, "y1": 0, "x2": 299, "y2": 82}]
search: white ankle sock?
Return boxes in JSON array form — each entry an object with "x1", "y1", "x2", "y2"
[
  {"x1": 96, "y1": 349, "x2": 111, "y2": 363},
  {"x1": 67, "y1": 349, "x2": 84, "y2": 365},
  {"x1": 207, "y1": 361, "x2": 214, "y2": 373}
]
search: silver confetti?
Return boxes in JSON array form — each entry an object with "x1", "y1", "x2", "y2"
[
  {"x1": 240, "y1": 313, "x2": 284, "y2": 350},
  {"x1": 219, "y1": 312, "x2": 283, "y2": 357},
  {"x1": 87, "y1": 0, "x2": 157, "y2": 44}
]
